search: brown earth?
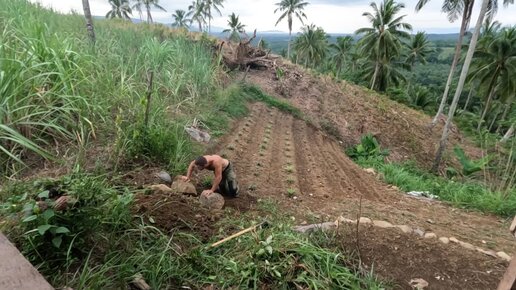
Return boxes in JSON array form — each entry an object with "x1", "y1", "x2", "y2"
[
  {"x1": 338, "y1": 223, "x2": 506, "y2": 290},
  {"x1": 202, "y1": 101, "x2": 514, "y2": 289},
  {"x1": 244, "y1": 60, "x2": 482, "y2": 170}
]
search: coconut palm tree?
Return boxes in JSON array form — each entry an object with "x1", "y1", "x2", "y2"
[
  {"x1": 82, "y1": 0, "x2": 96, "y2": 43},
  {"x1": 172, "y1": 9, "x2": 191, "y2": 28},
  {"x1": 293, "y1": 24, "x2": 328, "y2": 68},
  {"x1": 470, "y1": 26, "x2": 516, "y2": 131},
  {"x1": 432, "y1": 0, "x2": 490, "y2": 172},
  {"x1": 417, "y1": 0, "x2": 475, "y2": 127},
  {"x1": 355, "y1": 0, "x2": 412, "y2": 91},
  {"x1": 222, "y1": 13, "x2": 246, "y2": 42},
  {"x1": 188, "y1": 0, "x2": 206, "y2": 32},
  {"x1": 132, "y1": 0, "x2": 166, "y2": 23},
  {"x1": 406, "y1": 31, "x2": 434, "y2": 68},
  {"x1": 329, "y1": 36, "x2": 354, "y2": 77},
  {"x1": 106, "y1": 0, "x2": 132, "y2": 20},
  {"x1": 274, "y1": 0, "x2": 309, "y2": 59},
  {"x1": 204, "y1": 0, "x2": 225, "y2": 33}
]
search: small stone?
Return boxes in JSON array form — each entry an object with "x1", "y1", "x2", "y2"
[
  {"x1": 301, "y1": 221, "x2": 308, "y2": 225},
  {"x1": 337, "y1": 216, "x2": 355, "y2": 223},
  {"x1": 373, "y1": 220, "x2": 394, "y2": 228},
  {"x1": 497, "y1": 251, "x2": 512, "y2": 262},
  {"x1": 510, "y1": 216, "x2": 516, "y2": 233},
  {"x1": 359, "y1": 217, "x2": 372, "y2": 224},
  {"x1": 156, "y1": 171, "x2": 172, "y2": 185},
  {"x1": 439, "y1": 237, "x2": 450, "y2": 244},
  {"x1": 458, "y1": 241, "x2": 475, "y2": 251},
  {"x1": 390, "y1": 185, "x2": 399, "y2": 191},
  {"x1": 149, "y1": 184, "x2": 174, "y2": 195},
  {"x1": 363, "y1": 168, "x2": 376, "y2": 175},
  {"x1": 426, "y1": 219, "x2": 435, "y2": 224},
  {"x1": 476, "y1": 247, "x2": 497, "y2": 258},
  {"x1": 413, "y1": 228, "x2": 425, "y2": 237},
  {"x1": 132, "y1": 274, "x2": 150, "y2": 290},
  {"x1": 396, "y1": 225, "x2": 412, "y2": 234},
  {"x1": 409, "y1": 278, "x2": 429, "y2": 289},
  {"x1": 449, "y1": 237, "x2": 459, "y2": 243},
  {"x1": 293, "y1": 196, "x2": 298, "y2": 200},
  {"x1": 424, "y1": 233, "x2": 437, "y2": 239}
]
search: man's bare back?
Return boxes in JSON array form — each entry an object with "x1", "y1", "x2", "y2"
[{"x1": 181, "y1": 155, "x2": 238, "y2": 197}]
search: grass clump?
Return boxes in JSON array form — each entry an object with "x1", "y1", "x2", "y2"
[
  {"x1": 353, "y1": 157, "x2": 516, "y2": 217},
  {"x1": 242, "y1": 85, "x2": 303, "y2": 119}
]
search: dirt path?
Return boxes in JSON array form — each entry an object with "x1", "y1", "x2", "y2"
[{"x1": 211, "y1": 102, "x2": 513, "y2": 289}]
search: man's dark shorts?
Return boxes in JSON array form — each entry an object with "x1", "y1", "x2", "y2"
[{"x1": 218, "y1": 162, "x2": 239, "y2": 197}]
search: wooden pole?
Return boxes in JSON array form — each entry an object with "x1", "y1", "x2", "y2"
[
  {"x1": 210, "y1": 222, "x2": 265, "y2": 248},
  {"x1": 498, "y1": 258, "x2": 516, "y2": 290}
]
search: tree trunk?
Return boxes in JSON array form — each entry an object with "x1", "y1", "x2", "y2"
[
  {"x1": 430, "y1": 4, "x2": 472, "y2": 127},
  {"x1": 370, "y1": 61, "x2": 379, "y2": 90},
  {"x1": 432, "y1": 0, "x2": 489, "y2": 172},
  {"x1": 497, "y1": 101, "x2": 512, "y2": 133},
  {"x1": 287, "y1": 30, "x2": 292, "y2": 60},
  {"x1": 147, "y1": 6, "x2": 153, "y2": 23},
  {"x1": 488, "y1": 109, "x2": 500, "y2": 132},
  {"x1": 82, "y1": 0, "x2": 96, "y2": 44},
  {"x1": 463, "y1": 87, "x2": 474, "y2": 111},
  {"x1": 500, "y1": 123, "x2": 515, "y2": 143},
  {"x1": 477, "y1": 66, "x2": 501, "y2": 131}
]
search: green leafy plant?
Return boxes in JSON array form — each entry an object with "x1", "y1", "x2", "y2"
[
  {"x1": 346, "y1": 134, "x2": 389, "y2": 161},
  {"x1": 453, "y1": 146, "x2": 490, "y2": 176}
]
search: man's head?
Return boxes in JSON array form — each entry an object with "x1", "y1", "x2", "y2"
[{"x1": 194, "y1": 156, "x2": 208, "y2": 170}]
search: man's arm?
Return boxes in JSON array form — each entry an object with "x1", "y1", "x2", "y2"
[
  {"x1": 181, "y1": 161, "x2": 196, "y2": 182},
  {"x1": 210, "y1": 163, "x2": 223, "y2": 192}
]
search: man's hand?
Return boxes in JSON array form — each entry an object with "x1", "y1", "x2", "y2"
[
  {"x1": 180, "y1": 175, "x2": 190, "y2": 182},
  {"x1": 202, "y1": 189, "x2": 213, "y2": 196}
]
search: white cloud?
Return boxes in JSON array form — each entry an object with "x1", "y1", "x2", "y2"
[{"x1": 29, "y1": 0, "x2": 516, "y2": 33}]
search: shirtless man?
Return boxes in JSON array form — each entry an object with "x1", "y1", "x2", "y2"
[{"x1": 181, "y1": 155, "x2": 239, "y2": 197}]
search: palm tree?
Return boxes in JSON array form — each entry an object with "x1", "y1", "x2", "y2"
[
  {"x1": 274, "y1": 0, "x2": 309, "y2": 59},
  {"x1": 106, "y1": 0, "x2": 132, "y2": 20},
  {"x1": 132, "y1": 0, "x2": 166, "y2": 23},
  {"x1": 329, "y1": 36, "x2": 354, "y2": 77},
  {"x1": 355, "y1": 0, "x2": 412, "y2": 91},
  {"x1": 293, "y1": 24, "x2": 328, "y2": 68},
  {"x1": 470, "y1": 26, "x2": 516, "y2": 131},
  {"x1": 82, "y1": 0, "x2": 96, "y2": 44},
  {"x1": 204, "y1": 0, "x2": 225, "y2": 33},
  {"x1": 432, "y1": 0, "x2": 490, "y2": 172},
  {"x1": 172, "y1": 9, "x2": 191, "y2": 28},
  {"x1": 222, "y1": 13, "x2": 246, "y2": 42},
  {"x1": 406, "y1": 31, "x2": 433, "y2": 68},
  {"x1": 417, "y1": 0, "x2": 475, "y2": 127},
  {"x1": 188, "y1": 0, "x2": 206, "y2": 32}
]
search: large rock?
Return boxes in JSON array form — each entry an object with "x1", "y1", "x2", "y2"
[
  {"x1": 156, "y1": 171, "x2": 172, "y2": 186},
  {"x1": 199, "y1": 191, "x2": 225, "y2": 210},
  {"x1": 170, "y1": 176, "x2": 198, "y2": 196}
]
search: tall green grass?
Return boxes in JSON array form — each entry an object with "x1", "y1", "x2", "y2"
[
  {"x1": 356, "y1": 157, "x2": 516, "y2": 217},
  {"x1": 0, "y1": 0, "x2": 227, "y2": 175}
]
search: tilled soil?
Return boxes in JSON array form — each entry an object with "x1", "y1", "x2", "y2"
[
  {"x1": 244, "y1": 62, "x2": 483, "y2": 170},
  {"x1": 206, "y1": 102, "x2": 514, "y2": 289},
  {"x1": 338, "y1": 224, "x2": 507, "y2": 290}
]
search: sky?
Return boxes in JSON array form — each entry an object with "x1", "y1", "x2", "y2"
[{"x1": 29, "y1": 0, "x2": 516, "y2": 34}]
